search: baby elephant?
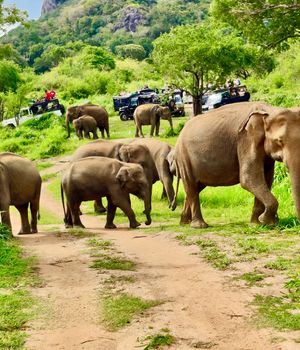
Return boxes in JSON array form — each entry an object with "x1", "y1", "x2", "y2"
[
  {"x1": 73, "y1": 115, "x2": 98, "y2": 140},
  {"x1": 61, "y1": 157, "x2": 152, "y2": 229}
]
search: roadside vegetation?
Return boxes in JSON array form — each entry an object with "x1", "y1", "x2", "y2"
[{"x1": 0, "y1": 225, "x2": 37, "y2": 349}]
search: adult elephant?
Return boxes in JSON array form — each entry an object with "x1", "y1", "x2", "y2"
[
  {"x1": 134, "y1": 103, "x2": 173, "y2": 137},
  {"x1": 66, "y1": 104, "x2": 110, "y2": 138},
  {"x1": 119, "y1": 139, "x2": 175, "y2": 207},
  {"x1": 61, "y1": 157, "x2": 152, "y2": 229},
  {"x1": 71, "y1": 140, "x2": 124, "y2": 213},
  {"x1": 73, "y1": 115, "x2": 98, "y2": 140},
  {"x1": 173, "y1": 102, "x2": 300, "y2": 228},
  {"x1": 0, "y1": 153, "x2": 41, "y2": 234}
]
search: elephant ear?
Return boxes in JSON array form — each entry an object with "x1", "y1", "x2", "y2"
[
  {"x1": 116, "y1": 167, "x2": 129, "y2": 187},
  {"x1": 239, "y1": 110, "x2": 269, "y2": 133},
  {"x1": 119, "y1": 145, "x2": 130, "y2": 162}
]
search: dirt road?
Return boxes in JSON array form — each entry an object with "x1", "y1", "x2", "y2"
[{"x1": 11, "y1": 162, "x2": 295, "y2": 350}]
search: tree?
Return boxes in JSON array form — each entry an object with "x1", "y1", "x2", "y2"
[
  {"x1": 0, "y1": 60, "x2": 21, "y2": 93},
  {"x1": 115, "y1": 44, "x2": 146, "y2": 61},
  {"x1": 0, "y1": 1, "x2": 27, "y2": 30},
  {"x1": 211, "y1": 0, "x2": 300, "y2": 49},
  {"x1": 153, "y1": 22, "x2": 269, "y2": 115}
]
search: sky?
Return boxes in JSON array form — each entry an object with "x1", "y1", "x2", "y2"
[{"x1": 3, "y1": 0, "x2": 43, "y2": 19}]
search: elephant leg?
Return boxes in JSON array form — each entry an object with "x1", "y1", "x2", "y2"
[
  {"x1": 137, "y1": 122, "x2": 144, "y2": 138},
  {"x1": 99, "y1": 127, "x2": 105, "y2": 139},
  {"x1": 112, "y1": 194, "x2": 140, "y2": 228},
  {"x1": 65, "y1": 205, "x2": 73, "y2": 228},
  {"x1": 150, "y1": 122, "x2": 156, "y2": 137},
  {"x1": 251, "y1": 159, "x2": 275, "y2": 223},
  {"x1": 240, "y1": 160, "x2": 278, "y2": 225},
  {"x1": 84, "y1": 130, "x2": 90, "y2": 139},
  {"x1": 135, "y1": 124, "x2": 139, "y2": 138},
  {"x1": 105, "y1": 124, "x2": 110, "y2": 138},
  {"x1": 159, "y1": 162, "x2": 174, "y2": 205},
  {"x1": 105, "y1": 199, "x2": 117, "y2": 229},
  {"x1": 94, "y1": 198, "x2": 106, "y2": 213},
  {"x1": 92, "y1": 130, "x2": 98, "y2": 139},
  {"x1": 1, "y1": 206, "x2": 12, "y2": 231},
  {"x1": 184, "y1": 182, "x2": 208, "y2": 228},
  {"x1": 180, "y1": 198, "x2": 192, "y2": 224},
  {"x1": 16, "y1": 204, "x2": 31, "y2": 234},
  {"x1": 155, "y1": 119, "x2": 160, "y2": 136},
  {"x1": 70, "y1": 201, "x2": 85, "y2": 228},
  {"x1": 30, "y1": 201, "x2": 39, "y2": 233}
]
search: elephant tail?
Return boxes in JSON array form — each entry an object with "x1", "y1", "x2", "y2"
[
  {"x1": 61, "y1": 182, "x2": 67, "y2": 224},
  {"x1": 171, "y1": 159, "x2": 180, "y2": 211}
]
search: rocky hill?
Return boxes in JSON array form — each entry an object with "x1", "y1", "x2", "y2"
[
  {"x1": 41, "y1": 0, "x2": 67, "y2": 15},
  {"x1": 3, "y1": 0, "x2": 211, "y2": 64}
]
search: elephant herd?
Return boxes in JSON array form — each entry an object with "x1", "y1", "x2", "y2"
[
  {"x1": 66, "y1": 103, "x2": 173, "y2": 140},
  {"x1": 2, "y1": 101, "x2": 300, "y2": 234}
]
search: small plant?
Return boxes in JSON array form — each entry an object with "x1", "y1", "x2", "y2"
[
  {"x1": 142, "y1": 330, "x2": 175, "y2": 349},
  {"x1": 91, "y1": 256, "x2": 136, "y2": 271},
  {"x1": 265, "y1": 257, "x2": 292, "y2": 271},
  {"x1": 239, "y1": 271, "x2": 265, "y2": 286},
  {"x1": 196, "y1": 239, "x2": 231, "y2": 270},
  {"x1": 101, "y1": 294, "x2": 161, "y2": 330},
  {"x1": 87, "y1": 238, "x2": 112, "y2": 249}
]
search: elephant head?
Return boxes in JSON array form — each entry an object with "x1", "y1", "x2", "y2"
[
  {"x1": 154, "y1": 105, "x2": 173, "y2": 130},
  {"x1": 66, "y1": 106, "x2": 80, "y2": 138},
  {"x1": 116, "y1": 164, "x2": 152, "y2": 225},
  {"x1": 245, "y1": 107, "x2": 300, "y2": 220}
]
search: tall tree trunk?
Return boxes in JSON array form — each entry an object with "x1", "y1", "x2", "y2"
[
  {"x1": 192, "y1": 95, "x2": 202, "y2": 116},
  {"x1": 192, "y1": 70, "x2": 204, "y2": 116}
]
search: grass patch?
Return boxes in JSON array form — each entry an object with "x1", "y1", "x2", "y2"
[
  {"x1": 254, "y1": 294, "x2": 300, "y2": 331},
  {"x1": 41, "y1": 172, "x2": 58, "y2": 182},
  {"x1": 36, "y1": 162, "x2": 54, "y2": 171},
  {"x1": 91, "y1": 256, "x2": 136, "y2": 271},
  {"x1": 142, "y1": 329, "x2": 175, "y2": 349},
  {"x1": 101, "y1": 294, "x2": 161, "y2": 330},
  {"x1": 236, "y1": 237, "x2": 270, "y2": 255},
  {"x1": 87, "y1": 238, "x2": 112, "y2": 249},
  {"x1": 239, "y1": 271, "x2": 265, "y2": 286},
  {"x1": 196, "y1": 239, "x2": 232, "y2": 270},
  {"x1": 265, "y1": 257, "x2": 292, "y2": 271},
  {"x1": 104, "y1": 275, "x2": 135, "y2": 285}
]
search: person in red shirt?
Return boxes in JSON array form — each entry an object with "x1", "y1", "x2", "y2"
[{"x1": 44, "y1": 89, "x2": 52, "y2": 101}]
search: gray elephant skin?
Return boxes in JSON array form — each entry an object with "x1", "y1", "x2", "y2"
[
  {"x1": 66, "y1": 104, "x2": 110, "y2": 138},
  {"x1": 71, "y1": 140, "x2": 124, "y2": 212},
  {"x1": 174, "y1": 102, "x2": 300, "y2": 228},
  {"x1": 134, "y1": 103, "x2": 173, "y2": 137},
  {"x1": 0, "y1": 153, "x2": 41, "y2": 234},
  {"x1": 73, "y1": 115, "x2": 98, "y2": 140},
  {"x1": 61, "y1": 157, "x2": 152, "y2": 229},
  {"x1": 119, "y1": 139, "x2": 175, "y2": 207}
]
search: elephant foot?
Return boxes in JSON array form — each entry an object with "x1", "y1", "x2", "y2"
[
  {"x1": 18, "y1": 229, "x2": 33, "y2": 235},
  {"x1": 130, "y1": 221, "x2": 141, "y2": 229},
  {"x1": 105, "y1": 223, "x2": 117, "y2": 229},
  {"x1": 190, "y1": 220, "x2": 208, "y2": 229},
  {"x1": 145, "y1": 219, "x2": 152, "y2": 226},
  {"x1": 65, "y1": 223, "x2": 73, "y2": 228},
  {"x1": 180, "y1": 217, "x2": 191, "y2": 225},
  {"x1": 74, "y1": 223, "x2": 85, "y2": 228},
  {"x1": 258, "y1": 212, "x2": 277, "y2": 226},
  {"x1": 31, "y1": 228, "x2": 38, "y2": 234},
  {"x1": 95, "y1": 207, "x2": 106, "y2": 214}
]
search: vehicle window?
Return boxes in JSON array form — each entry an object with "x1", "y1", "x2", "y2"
[
  {"x1": 130, "y1": 97, "x2": 138, "y2": 106},
  {"x1": 174, "y1": 95, "x2": 182, "y2": 103},
  {"x1": 206, "y1": 93, "x2": 222, "y2": 105}
]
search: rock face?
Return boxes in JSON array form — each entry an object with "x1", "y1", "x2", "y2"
[
  {"x1": 114, "y1": 6, "x2": 146, "y2": 33},
  {"x1": 41, "y1": 0, "x2": 66, "y2": 15}
]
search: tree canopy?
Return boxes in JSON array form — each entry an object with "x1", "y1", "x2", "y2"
[
  {"x1": 153, "y1": 22, "x2": 271, "y2": 115},
  {"x1": 211, "y1": 0, "x2": 300, "y2": 49},
  {"x1": 0, "y1": 0, "x2": 27, "y2": 30}
]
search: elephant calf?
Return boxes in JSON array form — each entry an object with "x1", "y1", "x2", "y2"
[
  {"x1": 73, "y1": 115, "x2": 98, "y2": 140},
  {"x1": 61, "y1": 157, "x2": 152, "y2": 229},
  {"x1": 134, "y1": 103, "x2": 173, "y2": 137},
  {"x1": 0, "y1": 153, "x2": 41, "y2": 234}
]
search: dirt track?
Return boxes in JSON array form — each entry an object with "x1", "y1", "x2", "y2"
[{"x1": 11, "y1": 162, "x2": 297, "y2": 350}]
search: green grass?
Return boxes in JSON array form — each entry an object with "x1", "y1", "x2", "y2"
[
  {"x1": 36, "y1": 162, "x2": 54, "y2": 171},
  {"x1": 254, "y1": 295, "x2": 300, "y2": 331},
  {"x1": 104, "y1": 275, "x2": 136, "y2": 285},
  {"x1": 196, "y1": 239, "x2": 232, "y2": 270},
  {"x1": 142, "y1": 330, "x2": 175, "y2": 349},
  {"x1": 101, "y1": 294, "x2": 161, "y2": 330},
  {"x1": 239, "y1": 271, "x2": 266, "y2": 286},
  {"x1": 91, "y1": 256, "x2": 136, "y2": 271},
  {"x1": 41, "y1": 173, "x2": 58, "y2": 182},
  {"x1": 265, "y1": 257, "x2": 293, "y2": 271},
  {"x1": 0, "y1": 225, "x2": 37, "y2": 349},
  {"x1": 87, "y1": 238, "x2": 112, "y2": 249}
]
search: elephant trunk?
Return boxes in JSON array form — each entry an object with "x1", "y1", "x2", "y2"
[
  {"x1": 66, "y1": 114, "x2": 71, "y2": 138},
  {"x1": 143, "y1": 185, "x2": 152, "y2": 226},
  {"x1": 288, "y1": 159, "x2": 300, "y2": 221}
]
